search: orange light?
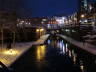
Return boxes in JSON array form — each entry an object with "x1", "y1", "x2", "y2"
[
  {"x1": 36, "y1": 45, "x2": 46, "y2": 61},
  {"x1": 36, "y1": 29, "x2": 39, "y2": 32},
  {"x1": 81, "y1": 14, "x2": 85, "y2": 18},
  {"x1": 3, "y1": 49, "x2": 18, "y2": 55},
  {"x1": 40, "y1": 28, "x2": 44, "y2": 32}
]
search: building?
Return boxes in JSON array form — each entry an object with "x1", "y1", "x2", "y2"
[
  {"x1": 80, "y1": 0, "x2": 88, "y2": 14},
  {"x1": 77, "y1": 0, "x2": 96, "y2": 30},
  {"x1": 0, "y1": 11, "x2": 17, "y2": 43}
]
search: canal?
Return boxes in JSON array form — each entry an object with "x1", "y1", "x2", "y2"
[{"x1": 10, "y1": 35, "x2": 96, "y2": 72}]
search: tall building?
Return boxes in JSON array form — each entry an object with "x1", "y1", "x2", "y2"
[
  {"x1": 79, "y1": 0, "x2": 96, "y2": 15},
  {"x1": 78, "y1": 0, "x2": 96, "y2": 20},
  {"x1": 79, "y1": 0, "x2": 89, "y2": 14}
]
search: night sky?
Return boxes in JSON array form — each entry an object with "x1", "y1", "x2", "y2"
[{"x1": 0, "y1": 0, "x2": 79, "y2": 17}]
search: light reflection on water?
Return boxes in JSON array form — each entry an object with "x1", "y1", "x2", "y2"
[
  {"x1": 57, "y1": 41, "x2": 69, "y2": 55},
  {"x1": 47, "y1": 40, "x2": 51, "y2": 44},
  {"x1": 68, "y1": 50, "x2": 72, "y2": 57},
  {"x1": 48, "y1": 37, "x2": 69, "y2": 55},
  {"x1": 46, "y1": 36, "x2": 96, "y2": 72},
  {"x1": 68, "y1": 47, "x2": 85, "y2": 72},
  {"x1": 36, "y1": 45, "x2": 46, "y2": 61},
  {"x1": 68, "y1": 45, "x2": 96, "y2": 72},
  {"x1": 80, "y1": 60, "x2": 84, "y2": 72}
]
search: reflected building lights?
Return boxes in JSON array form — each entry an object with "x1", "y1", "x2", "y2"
[
  {"x1": 57, "y1": 41, "x2": 60, "y2": 48},
  {"x1": 62, "y1": 45, "x2": 65, "y2": 54},
  {"x1": 72, "y1": 50, "x2": 75, "y2": 55},
  {"x1": 46, "y1": 37, "x2": 96, "y2": 72},
  {"x1": 47, "y1": 40, "x2": 51, "y2": 44},
  {"x1": 69, "y1": 50, "x2": 72, "y2": 57},
  {"x1": 0, "y1": 64, "x2": 2, "y2": 68},
  {"x1": 56, "y1": 40, "x2": 69, "y2": 54},
  {"x1": 71, "y1": 49, "x2": 77, "y2": 64},
  {"x1": 73, "y1": 56, "x2": 76, "y2": 64},
  {"x1": 36, "y1": 45, "x2": 46, "y2": 61},
  {"x1": 73, "y1": 54, "x2": 77, "y2": 64},
  {"x1": 59, "y1": 41, "x2": 63, "y2": 48},
  {"x1": 80, "y1": 65, "x2": 84, "y2": 72},
  {"x1": 80, "y1": 60, "x2": 84, "y2": 72},
  {"x1": 58, "y1": 41, "x2": 68, "y2": 54},
  {"x1": 65, "y1": 43, "x2": 68, "y2": 52}
]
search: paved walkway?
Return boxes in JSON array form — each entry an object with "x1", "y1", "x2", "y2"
[
  {"x1": 58, "y1": 34, "x2": 96, "y2": 55},
  {"x1": 0, "y1": 34, "x2": 50, "y2": 67},
  {"x1": 33, "y1": 34, "x2": 50, "y2": 45}
]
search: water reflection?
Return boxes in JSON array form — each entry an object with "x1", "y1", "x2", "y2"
[
  {"x1": 68, "y1": 50, "x2": 72, "y2": 57},
  {"x1": 47, "y1": 40, "x2": 51, "y2": 44},
  {"x1": 57, "y1": 41, "x2": 69, "y2": 55},
  {"x1": 47, "y1": 37, "x2": 69, "y2": 55},
  {"x1": 68, "y1": 45, "x2": 96, "y2": 72},
  {"x1": 80, "y1": 60, "x2": 84, "y2": 72},
  {"x1": 67, "y1": 47, "x2": 85, "y2": 72},
  {"x1": 36, "y1": 45, "x2": 46, "y2": 61},
  {"x1": 71, "y1": 50, "x2": 77, "y2": 64},
  {"x1": 46, "y1": 36, "x2": 96, "y2": 72}
]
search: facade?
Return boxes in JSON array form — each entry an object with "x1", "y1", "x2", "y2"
[
  {"x1": 78, "y1": 0, "x2": 96, "y2": 29},
  {"x1": 17, "y1": 17, "x2": 49, "y2": 27},
  {"x1": 0, "y1": 11, "x2": 17, "y2": 29},
  {"x1": 80, "y1": 0, "x2": 88, "y2": 14},
  {"x1": 0, "y1": 11, "x2": 17, "y2": 42}
]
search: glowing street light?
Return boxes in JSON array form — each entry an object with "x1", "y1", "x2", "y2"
[
  {"x1": 36, "y1": 29, "x2": 40, "y2": 32},
  {"x1": 81, "y1": 14, "x2": 85, "y2": 18}
]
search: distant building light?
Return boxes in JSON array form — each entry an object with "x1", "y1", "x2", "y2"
[
  {"x1": 65, "y1": 29, "x2": 70, "y2": 32},
  {"x1": 74, "y1": 18, "x2": 77, "y2": 21},
  {"x1": 29, "y1": 22, "x2": 31, "y2": 25},
  {"x1": 21, "y1": 21, "x2": 24, "y2": 23},
  {"x1": 56, "y1": 19, "x2": 64, "y2": 24},
  {"x1": 79, "y1": 20, "x2": 82, "y2": 23},
  {"x1": 84, "y1": 19, "x2": 88, "y2": 22},
  {"x1": 42, "y1": 19, "x2": 47, "y2": 21},
  {"x1": 36, "y1": 29, "x2": 39, "y2": 32},
  {"x1": 19, "y1": 22, "x2": 23, "y2": 25},
  {"x1": 89, "y1": 5, "x2": 93, "y2": 10},
  {"x1": 47, "y1": 24, "x2": 51, "y2": 28},
  {"x1": 40, "y1": 28, "x2": 44, "y2": 32},
  {"x1": 41, "y1": 21, "x2": 44, "y2": 24},
  {"x1": 62, "y1": 17, "x2": 66, "y2": 20}
]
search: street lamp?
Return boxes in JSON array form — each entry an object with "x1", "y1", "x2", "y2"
[
  {"x1": 36, "y1": 28, "x2": 45, "y2": 38},
  {"x1": 36, "y1": 29, "x2": 40, "y2": 32},
  {"x1": 81, "y1": 14, "x2": 85, "y2": 18}
]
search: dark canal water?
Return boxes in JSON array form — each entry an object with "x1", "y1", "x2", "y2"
[{"x1": 10, "y1": 35, "x2": 96, "y2": 72}]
